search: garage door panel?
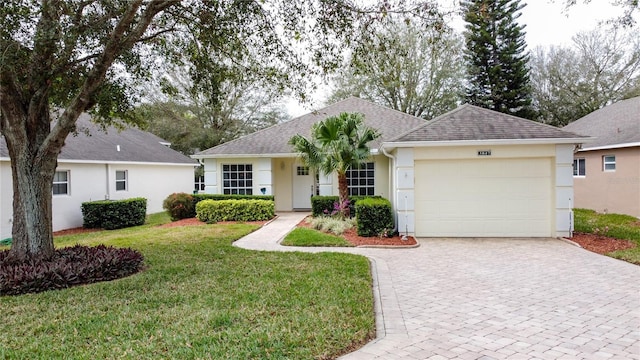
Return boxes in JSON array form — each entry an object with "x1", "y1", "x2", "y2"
[{"x1": 415, "y1": 158, "x2": 552, "y2": 237}]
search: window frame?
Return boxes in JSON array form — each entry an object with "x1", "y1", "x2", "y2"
[
  {"x1": 115, "y1": 170, "x2": 128, "y2": 191},
  {"x1": 346, "y1": 162, "x2": 375, "y2": 196},
  {"x1": 603, "y1": 155, "x2": 616, "y2": 172},
  {"x1": 52, "y1": 170, "x2": 70, "y2": 196},
  {"x1": 573, "y1": 158, "x2": 586, "y2": 177},
  {"x1": 222, "y1": 164, "x2": 253, "y2": 195}
]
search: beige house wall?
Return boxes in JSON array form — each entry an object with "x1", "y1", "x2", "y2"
[{"x1": 573, "y1": 147, "x2": 640, "y2": 218}]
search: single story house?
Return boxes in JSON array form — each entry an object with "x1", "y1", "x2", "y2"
[
  {"x1": 0, "y1": 114, "x2": 199, "y2": 240},
  {"x1": 563, "y1": 97, "x2": 640, "y2": 218},
  {"x1": 193, "y1": 97, "x2": 590, "y2": 237}
]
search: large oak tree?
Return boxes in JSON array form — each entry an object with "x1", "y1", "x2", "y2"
[{"x1": 0, "y1": 0, "x2": 438, "y2": 260}]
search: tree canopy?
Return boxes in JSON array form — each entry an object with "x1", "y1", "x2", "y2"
[
  {"x1": 462, "y1": 0, "x2": 534, "y2": 118},
  {"x1": 328, "y1": 19, "x2": 464, "y2": 120},
  {"x1": 530, "y1": 26, "x2": 640, "y2": 126}
]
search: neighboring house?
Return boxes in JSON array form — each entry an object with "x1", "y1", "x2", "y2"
[
  {"x1": 194, "y1": 97, "x2": 589, "y2": 238},
  {"x1": 0, "y1": 114, "x2": 199, "y2": 240},
  {"x1": 563, "y1": 97, "x2": 640, "y2": 218}
]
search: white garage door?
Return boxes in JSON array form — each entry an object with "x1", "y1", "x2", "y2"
[{"x1": 414, "y1": 158, "x2": 552, "y2": 237}]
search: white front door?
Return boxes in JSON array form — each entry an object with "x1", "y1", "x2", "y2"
[{"x1": 293, "y1": 164, "x2": 314, "y2": 209}]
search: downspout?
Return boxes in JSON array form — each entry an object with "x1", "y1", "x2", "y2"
[
  {"x1": 105, "y1": 164, "x2": 111, "y2": 200},
  {"x1": 380, "y1": 144, "x2": 398, "y2": 233}
]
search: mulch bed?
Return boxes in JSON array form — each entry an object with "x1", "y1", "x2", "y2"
[
  {"x1": 568, "y1": 232, "x2": 636, "y2": 255},
  {"x1": 298, "y1": 218, "x2": 418, "y2": 247}
]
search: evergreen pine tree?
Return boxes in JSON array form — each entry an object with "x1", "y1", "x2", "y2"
[{"x1": 462, "y1": 0, "x2": 535, "y2": 119}]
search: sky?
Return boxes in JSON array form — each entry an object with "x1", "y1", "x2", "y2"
[{"x1": 286, "y1": 0, "x2": 633, "y2": 117}]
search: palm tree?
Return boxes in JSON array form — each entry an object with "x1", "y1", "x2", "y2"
[{"x1": 289, "y1": 112, "x2": 381, "y2": 217}]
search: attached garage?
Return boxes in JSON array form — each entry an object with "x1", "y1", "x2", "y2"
[
  {"x1": 414, "y1": 157, "x2": 552, "y2": 237},
  {"x1": 383, "y1": 104, "x2": 591, "y2": 238}
]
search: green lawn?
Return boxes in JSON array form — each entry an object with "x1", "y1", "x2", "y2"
[
  {"x1": 0, "y1": 213, "x2": 374, "y2": 359},
  {"x1": 282, "y1": 227, "x2": 353, "y2": 247},
  {"x1": 574, "y1": 208, "x2": 640, "y2": 264}
]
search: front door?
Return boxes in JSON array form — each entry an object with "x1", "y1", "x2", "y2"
[{"x1": 292, "y1": 163, "x2": 314, "y2": 209}]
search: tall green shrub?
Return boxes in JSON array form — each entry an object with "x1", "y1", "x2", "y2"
[
  {"x1": 81, "y1": 198, "x2": 147, "y2": 230},
  {"x1": 163, "y1": 193, "x2": 196, "y2": 220},
  {"x1": 196, "y1": 199, "x2": 275, "y2": 223},
  {"x1": 355, "y1": 197, "x2": 394, "y2": 237}
]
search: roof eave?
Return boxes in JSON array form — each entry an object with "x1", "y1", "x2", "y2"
[
  {"x1": 578, "y1": 142, "x2": 640, "y2": 152},
  {"x1": 381, "y1": 137, "x2": 595, "y2": 151},
  {"x1": 191, "y1": 153, "x2": 298, "y2": 159}
]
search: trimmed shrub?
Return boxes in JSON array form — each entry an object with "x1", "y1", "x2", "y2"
[
  {"x1": 310, "y1": 196, "x2": 379, "y2": 217},
  {"x1": 82, "y1": 198, "x2": 147, "y2": 230},
  {"x1": 192, "y1": 194, "x2": 274, "y2": 202},
  {"x1": 355, "y1": 197, "x2": 394, "y2": 237},
  {"x1": 163, "y1": 193, "x2": 196, "y2": 220},
  {"x1": 0, "y1": 245, "x2": 144, "y2": 296},
  {"x1": 196, "y1": 199, "x2": 275, "y2": 223}
]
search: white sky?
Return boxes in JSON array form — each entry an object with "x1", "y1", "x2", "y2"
[{"x1": 286, "y1": 0, "x2": 634, "y2": 117}]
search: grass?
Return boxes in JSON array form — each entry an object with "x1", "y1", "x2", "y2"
[
  {"x1": 574, "y1": 208, "x2": 640, "y2": 264},
  {"x1": 0, "y1": 213, "x2": 374, "y2": 359},
  {"x1": 282, "y1": 227, "x2": 353, "y2": 247}
]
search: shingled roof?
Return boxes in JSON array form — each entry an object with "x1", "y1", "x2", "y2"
[
  {"x1": 194, "y1": 97, "x2": 426, "y2": 157},
  {"x1": 0, "y1": 113, "x2": 197, "y2": 165},
  {"x1": 389, "y1": 104, "x2": 588, "y2": 143},
  {"x1": 562, "y1": 96, "x2": 640, "y2": 150}
]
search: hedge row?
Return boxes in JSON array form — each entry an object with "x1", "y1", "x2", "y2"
[
  {"x1": 196, "y1": 199, "x2": 275, "y2": 223},
  {"x1": 310, "y1": 196, "x2": 379, "y2": 217},
  {"x1": 163, "y1": 193, "x2": 275, "y2": 220},
  {"x1": 81, "y1": 198, "x2": 147, "y2": 230},
  {"x1": 355, "y1": 197, "x2": 395, "y2": 237}
]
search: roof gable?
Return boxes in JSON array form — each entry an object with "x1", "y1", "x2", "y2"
[
  {"x1": 1, "y1": 113, "x2": 197, "y2": 165},
  {"x1": 562, "y1": 97, "x2": 640, "y2": 149},
  {"x1": 194, "y1": 97, "x2": 426, "y2": 157},
  {"x1": 390, "y1": 104, "x2": 588, "y2": 143}
]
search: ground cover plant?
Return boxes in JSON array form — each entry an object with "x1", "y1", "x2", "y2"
[
  {"x1": 0, "y1": 213, "x2": 374, "y2": 359},
  {"x1": 574, "y1": 208, "x2": 640, "y2": 264}
]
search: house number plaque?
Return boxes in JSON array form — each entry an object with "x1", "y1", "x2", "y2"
[{"x1": 477, "y1": 150, "x2": 492, "y2": 156}]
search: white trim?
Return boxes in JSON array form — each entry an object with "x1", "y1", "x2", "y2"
[
  {"x1": 57, "y1": 159, "x2": 198, "y2": 167},
  {"x1": 192, "y1": 153, "x2": 297, "y2": 159},
  {"x1": 382, "y1": 137, "x2": 594, "y2": 150},
  {"x1": 1, "y1": 157, "x2": 198, "y2": 167},
  {"x1": 579, "y1": 142, "x2": 640, "y2": 152}
]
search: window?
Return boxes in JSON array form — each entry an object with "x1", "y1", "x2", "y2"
[
  {"x1": 573, "y1": 158, "x2": 586, "y2": 176},
  {"x1": 346, "y1": 162, "x2": 375, "y2": 196},
  {"x1": 53, "y1": 171, "x2": 69, "y2": 195},
  {"x1": 296, "y1": 166, "x2": 309, "y2": 176},
  {"x1": 603, "y1": 155, "x2": 616, "y2": 171},
  {"x1": 222, "y1": 164, "x2": 253, "y2": 195},
  {"x1": 115, "y1": 170, "x2": 128, "y2": 191},
  {"x1": 195, "y1": 175, "x2": 205, "y2": 192}
]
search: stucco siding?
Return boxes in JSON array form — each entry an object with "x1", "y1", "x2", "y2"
[
  {"x1": 1, "y1": 161, "x2": 194, "y2": 238},
  {"x1": 573, "y1": 147, "x2": 640, "y2": 218}
]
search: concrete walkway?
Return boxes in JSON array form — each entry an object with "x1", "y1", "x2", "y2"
[{"x1": 234, "y1": 213, "x2": 640, "y2": 360}]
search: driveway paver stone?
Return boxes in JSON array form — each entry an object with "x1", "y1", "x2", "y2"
[{"x1": 235, "y1": 213, "x2": 640, "y2": 360}]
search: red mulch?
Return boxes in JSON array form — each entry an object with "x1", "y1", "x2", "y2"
[
  {"x1": 53, "y1": 228, "x2": 101, "y2": 236},
  {"x1": 298, "y1": 217, "x2": 417, "y2": 247},
  {"x1": 568, "y1": 232, "x2": 636, "y2": 254}
]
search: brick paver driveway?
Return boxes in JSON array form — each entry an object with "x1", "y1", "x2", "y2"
[
  {"x1": 347, "y1": 238, "x2": 640, "y2": 359},
  {"x1": 235, "y1": 214, "x2": 640, "y2": 359}
]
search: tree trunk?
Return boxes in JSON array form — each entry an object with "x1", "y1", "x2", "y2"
[
  {"x1": 3, "y1": 109, "x2": 60, "y2": 261},
  {"x1": 337, "y1": 171, "x2": 350, "y2": 218}
]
